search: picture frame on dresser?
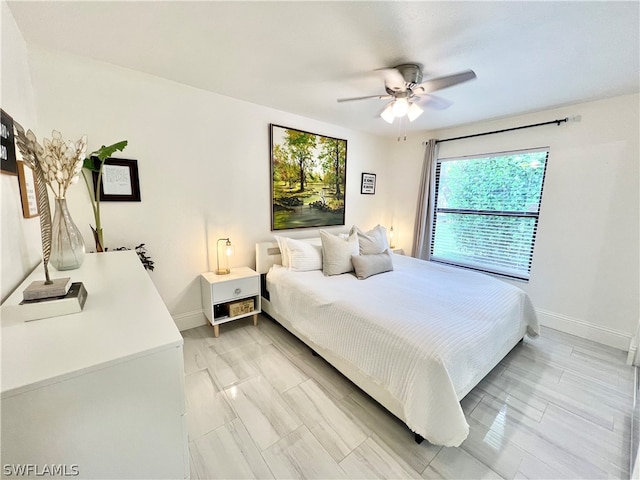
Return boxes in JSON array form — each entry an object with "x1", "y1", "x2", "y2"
[{"x1": 17, "y1": 161, "x2": 39, "y2": 218}]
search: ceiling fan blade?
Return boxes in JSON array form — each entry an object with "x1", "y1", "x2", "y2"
[
  {"x1": 414, "y1": 94, "x2": 453, "y2": 111},
  {"x1": 337, "y1": 94, "x2": 392, "y2": 103},
  {"x1": 376, "y1": 67, "x2": 407, "y2": 93},
  {"x1": 414, "y1": 69, "x2": 477, "y2": 94}
]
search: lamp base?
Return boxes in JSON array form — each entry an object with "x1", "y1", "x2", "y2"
[{"x1": 215, "y1": 268, "x2": 230, "y2": 275}]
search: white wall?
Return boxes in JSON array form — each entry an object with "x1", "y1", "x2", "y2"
[
  {"x1": 5, "y1": 20, "x2": 637, "y2": 349},
  {"x1": 0, "y1": 1, "x2": 42, "y2": 301},
  {"x1": 23, "y1": 47, "x2": 392, "y2": 329},
  {"x1": 390, "y1": 95, "x2": 640, "y2": 349}
]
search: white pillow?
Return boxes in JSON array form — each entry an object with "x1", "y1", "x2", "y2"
[
  {"x1": 349, "y1": 225, "x2": 389, "y2": 255},
  {"x1": 286, "y1": 237, "x2": 323, "y2": 271},
  {"x1": 351, "y1": 250, "x2": 394, "y2": 279},
  {"x1": 273, "y1": 235, "x2": 290, "y2": 268},
  {"x1": 320, "y1": 230, "x2": 359, "y2": 276}
]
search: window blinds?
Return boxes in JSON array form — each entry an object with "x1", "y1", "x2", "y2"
[{"x1": 429, "y1": 148, "x2": 549, "y2": 280}]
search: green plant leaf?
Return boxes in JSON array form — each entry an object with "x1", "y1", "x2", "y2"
[
  {"x1": 83, "y1": 140, "x2": 128, "y2": 171},
  {"x1": 82, "y1": 156, "x2": 99, "y2": 171}
]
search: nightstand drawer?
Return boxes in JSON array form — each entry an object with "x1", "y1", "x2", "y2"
[{"x1": 212, "y1": 276, "x2": 259, "y2": 304}]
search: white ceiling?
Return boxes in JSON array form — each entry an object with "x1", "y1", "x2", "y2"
[{"x1": 7, "y1": 1, "x2": 640, "y2": 137}]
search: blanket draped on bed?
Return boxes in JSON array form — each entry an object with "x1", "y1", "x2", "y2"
[{"x1": 267, "y1": 254, "x2": 539, "y2": 446}]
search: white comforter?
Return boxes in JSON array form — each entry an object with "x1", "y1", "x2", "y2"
[{"x1": 267, "y1": 254, "x2": 539, "y2": 446}]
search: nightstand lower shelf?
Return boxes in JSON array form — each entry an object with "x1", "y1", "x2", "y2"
[{"x1": 211, "y1": 309, "x2": 260, "y2": 337}]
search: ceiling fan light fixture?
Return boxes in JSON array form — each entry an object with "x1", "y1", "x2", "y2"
[
  {"x1": 392, "y1": 97, "x2": 409, "y2": 117},
  {"x1": 339, "y1": 63, "x2": 475, "y2": 130},
  {"x1": 380, "y1": 103, "x2": 395, "y2": 124},
  {"x1": 407, "y1": 102, "x2": 424, "y2": 122}
]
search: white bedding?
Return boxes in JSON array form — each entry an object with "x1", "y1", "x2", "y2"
[{"x1": 266, "y1": 254, "x2": 539, "y2": 446}]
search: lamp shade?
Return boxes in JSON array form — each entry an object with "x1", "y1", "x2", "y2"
[
  {"x1": 407, "y1": 102, "x2": 424, "y2": 122},
  {"x1": 380, "y1": 103, "x2": 395, "y2": 124},
  {"x1": 380, "y1": 98, "x2": 424, "y2": 125},
  {"x1": 392, "y1": 98, "x2": 409, "y2": 117}
]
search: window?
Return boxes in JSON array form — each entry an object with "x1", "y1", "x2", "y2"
[{"x1": 429, "y1": 148, "x2": 549, "y2": 280}]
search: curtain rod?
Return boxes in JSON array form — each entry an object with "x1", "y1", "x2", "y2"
[{"x1": 422, "y1": 116, "x2": 576, "y2": 146}]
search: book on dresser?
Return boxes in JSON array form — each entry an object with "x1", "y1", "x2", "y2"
[{"x1": 6, "y1": 282, "x2": 88, "y2": 322}]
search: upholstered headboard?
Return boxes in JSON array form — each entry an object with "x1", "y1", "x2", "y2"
[
  {"x1": 255, "y1": 241, "x2": 282, "y2": 274},
  {"x1": 255, "y1": 237, "x2": 325, "y2": 274}
]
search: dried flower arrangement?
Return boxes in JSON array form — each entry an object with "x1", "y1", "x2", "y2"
[{"x1": 40, "y1": 131, "x2": 88, "y2": 199}]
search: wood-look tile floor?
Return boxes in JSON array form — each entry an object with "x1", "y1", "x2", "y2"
[{"x1": 183, "y1": 315, "x2": 635, "y2": 479}]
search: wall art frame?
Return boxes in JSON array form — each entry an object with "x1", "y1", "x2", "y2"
[
  {"x1": 1, "y1": 109, "x2": 18, "y2": 175},
  {"x1": 270, "y1": 124, "x2": 347, "y2": 230},
  {"x1": 17, "y1": 161, "x2": 39, "y2": 218},
  {"x1": 93, "y1": 158, "x2": 141, "y2": 202},
  {"x1": 361, "y1": 172, "x2": 376, "y2": 194}
]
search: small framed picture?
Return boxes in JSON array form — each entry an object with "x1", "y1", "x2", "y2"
[
  {"x1": 1, "y1": 109, "x2": 18, "y2": 176},
  {"x1": 361, "y1": 172, "x2": 376, "y2": 194},
  {"x1": 17, "y1": 161, "x2": 39, "y2": 218},
  {"x1": 93, "y1": 158, "x2": 141, "y2": 202}
]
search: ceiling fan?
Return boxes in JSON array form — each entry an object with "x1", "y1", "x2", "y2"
[{"x1": 337, "y1": 63, "x2": 476, "y2": 124}]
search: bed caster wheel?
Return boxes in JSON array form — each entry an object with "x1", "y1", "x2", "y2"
[{"x1": 414, "y1": 433, "x2": 424, "y2": 444}]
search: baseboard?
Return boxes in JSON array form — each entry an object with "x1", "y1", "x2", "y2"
[
  {"x1": 173, "y1": 309, "x2": 207, "y2": 331},
  {"x1": 629, "y1": 345, "x2": 638, "y2": 366},
  {"x1": 536, "y1": 308, "x2": 632, "y2": 351}
]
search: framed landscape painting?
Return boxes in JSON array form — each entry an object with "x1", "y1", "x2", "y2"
[{"x1": 270, "y1": 124, "x2": 347, "y2": 230}]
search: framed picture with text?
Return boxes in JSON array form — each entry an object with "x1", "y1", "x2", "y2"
[
  {"x1": 1, "y1": 109, "x2": 18, "y2": 175},
  {"x1": 93, "y1": 158, "x2": 141, "y2": 202},
  {"x1": 361, "y1": 172, "x2": 376, "y2": 194}
]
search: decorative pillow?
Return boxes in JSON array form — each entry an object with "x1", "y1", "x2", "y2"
[
  {"x1": 320, "y1": 230, "x2": 359, "y2": 276},
  {"x1": 351, "y1": 250, "x2": 394, "y2": 280},
  {"x1": 350, "y1": 224, "x2": 389, "y2": 255},
  {"x1": 273, "y1": 235, "x2": 290, "y2": 268},
  {"x1": 286, "y1": 237, "x2": 323, "y2": 272}
]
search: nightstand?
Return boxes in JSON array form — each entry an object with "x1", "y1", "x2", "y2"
[{"x1": 200, "y1": 266, "x2": 262, "y2": 337}]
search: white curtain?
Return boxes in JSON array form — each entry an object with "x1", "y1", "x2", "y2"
[{"x1": 411, "y1": 139, "x2": 438, "y2": 259}]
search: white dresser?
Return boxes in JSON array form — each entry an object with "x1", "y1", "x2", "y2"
[{"x1": 1, "y1": 251, "x2": 188, "y2": 479}]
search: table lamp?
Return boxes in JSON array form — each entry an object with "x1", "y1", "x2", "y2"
[{"x1": 216, "y1": 238, "x2": 233, "y2": 275}]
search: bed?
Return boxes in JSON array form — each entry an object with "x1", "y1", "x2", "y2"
[{"x1": 255, "y1": 237, "x2": 539, "y2": 447}]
